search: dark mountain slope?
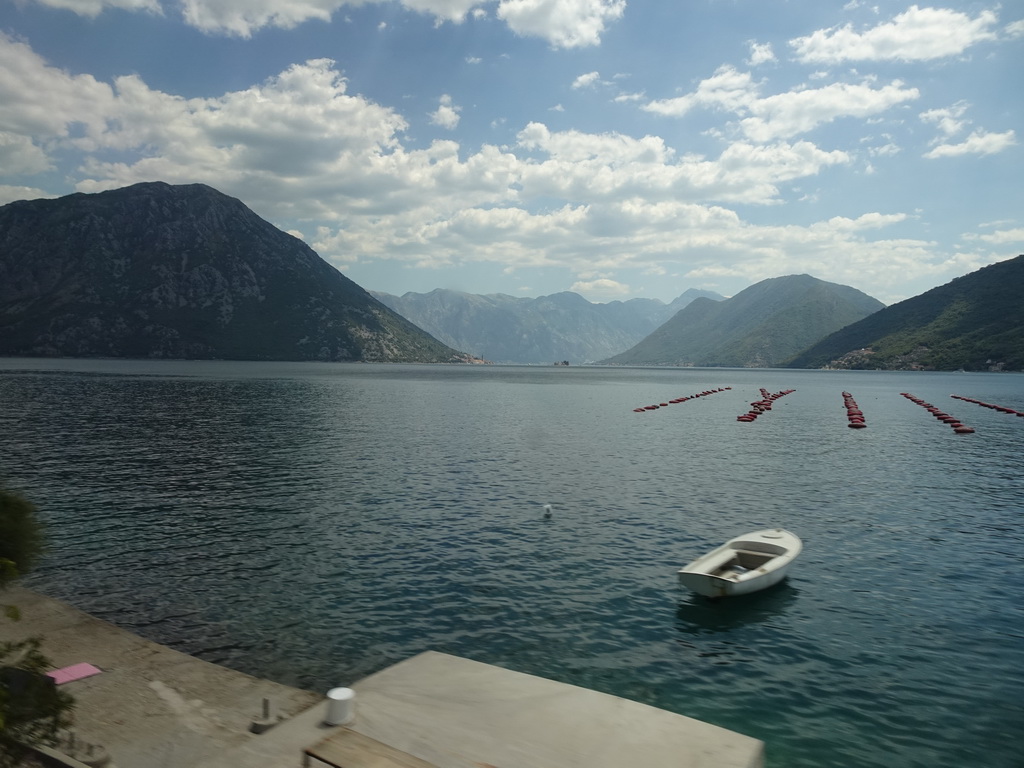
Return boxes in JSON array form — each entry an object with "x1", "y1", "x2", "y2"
[
  {"x1": 0, "y1": 182, "x2": 467, "y2": 362},
  {"x1": 601, "y1": 274, "x2": 883, "y2": 367},
  {"x1": 785, "y1": 254, "x2": 1024, "y2": 371}
]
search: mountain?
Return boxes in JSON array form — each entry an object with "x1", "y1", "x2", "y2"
[
  {"x1": 601, "y1": 274, "x2": 884, "y2": 367},
  {"x1": 785, "y1": 255, "x2": 1024, "y2": 371},
  {"x1": 370, "y1": 288, "x2": 723, "y2": 364},
  {"x1": 0, "y1": 182, "x2": 472, "y2": 363}
]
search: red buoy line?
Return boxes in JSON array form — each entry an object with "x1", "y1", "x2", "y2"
[
  {"x1": 736, "y1": 387, "x2": 795, "y2": 422},
  {"x1": 842, "y1": 391, "x2": 867, "y2": 429},
  {"x1": 632, "y1": 387, "x2": 731, "y2": 413},
  {"x1": 950, "y1": 395, "x2": 1024, "y2": 418},
  {"x1": 900, "y1": 392, "x2": 975, "y2": 434}
]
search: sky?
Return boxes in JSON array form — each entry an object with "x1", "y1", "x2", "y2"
[{"x1": 0, "y1": 1, "x2": 1021, "y2": 305}]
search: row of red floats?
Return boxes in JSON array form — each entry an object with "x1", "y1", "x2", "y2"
[
  {"x1": 633, "y1": 387, "x2": 730, "y2": 412},
  {"x1": 950, "y1": 394, "x2": 1024, "y2": 417},
  {"x1": 843, "y1": 391, "x2": 866, "y2": 429},
  {"x1": 736, "y1": 388, "x2": 795, "y2": 422},
  {"x1": 900, "y1": 392, "x2": 975, "y2": 433}
]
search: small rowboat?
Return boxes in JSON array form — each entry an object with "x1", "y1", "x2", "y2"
[{"x1": 678, "y1": 528, "x2": 802, "y2": 598}]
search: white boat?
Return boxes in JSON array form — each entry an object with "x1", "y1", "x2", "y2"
[{"x1": 678, "y1": 528, "x2": 802, "y2": 598}]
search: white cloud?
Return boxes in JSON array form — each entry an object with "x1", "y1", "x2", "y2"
[
  {"x1": 644, "y1": 66, "x2": 918, "y2": 143},
  {"x1": 643, "y1": 65, "x2": 757, "y2": 117},
  {"x1": 497, "y1": 0, "x2": 626, "y2": 48},
  {"x1": 514, "y1": 122, "x2": 848, "y2": 206},
  {"x1": 923, "y1": 129, "x2": 1016, "y2": 158},
  {"x1": 791, "y1": 5, "x2": 999, "y2": 63},
  {"x1": 429, "y1": 94, "x2": 462, "y2": 129},
  {"x1": 24, "y1": 0, "x2": 161, "y2": 16},
  {"x1": 919, "y1": 102, "x2": 969, "y2": 139},
  {"x1": 0, "y1": 32, "x2": 117, "y2": 143},
  {"x1": 868, "y1": 142, "x2": 900, "y2": 157},
  {"x1": 1007, "y1": 19, "x2": 1024, "y2": 38},
  {"x1": 964, "y1": 227, "x2": 1024, "y2": 244},
  {"x1": 24, "y1": 0, "x2": 625, "y2": 45},
  {"x1": 0, "y1": 131, "x2": 53, "y2": 174},
  {"x1": 572, "y1": 71, "x2": 601, "y2": 89},
  {"x1": 570, "y1": 277, "x2": 631, "y2": 297},
  {"x1": 0, "y1": 33, "x2": 994, "y2": 304},
  {"x1": 0, "y1": 184, "x2": 54, "y2": 205},
  {"x1": 179, "y1": 0, "x2": 338, "y2": 36},
  {"x1": 740, "y1": 80, "x2": 919, "y2": 142},
  {"x1": 747, "y1": 41, "x2": 776, "y2": 66}
]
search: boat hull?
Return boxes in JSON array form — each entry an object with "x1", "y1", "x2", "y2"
[{"x1": 678, "y1": 528, "x2": 801, "y2": 598}]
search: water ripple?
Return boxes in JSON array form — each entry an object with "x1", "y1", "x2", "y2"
[{"x1": 2, "y1": 363, "x2": 1023, "y2": 768}]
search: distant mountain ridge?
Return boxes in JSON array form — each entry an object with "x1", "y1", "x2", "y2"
[
  {"x1": 0, "y1": 182, "x2": 470, "y2": 362},
  {"x1": 785, "y1": 254, "x2": 1024, "y2": 371},
  {"x1": 370, "y1": 288, "x2": 724, "y2": 364},
  {"x1": 601, "y1": 274, "x2": 885, "y2": 367}
]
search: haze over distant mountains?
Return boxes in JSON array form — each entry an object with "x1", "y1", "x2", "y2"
[
  {"x1": 370, "y1": 288, "x2": 724, "y2": 364},
  {"x1": 601, "y1": 275, "x2": 885, "y2": 368}
]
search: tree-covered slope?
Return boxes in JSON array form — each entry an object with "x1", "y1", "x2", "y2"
[
  {"x1": 601, "y1": 274, "x2": 883, "y2": 367},
  {"x1": 785, "y1": 255, "x2": 1024, "y2": 371}
]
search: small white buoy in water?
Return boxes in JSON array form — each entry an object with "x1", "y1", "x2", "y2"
[{"x1": 543, "y1": 504, "x2": 553, "y2": 519}]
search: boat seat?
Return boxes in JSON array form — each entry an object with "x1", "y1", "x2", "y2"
[{"x1": 732, "y1": 549, "x2": 775, "y2": 569}]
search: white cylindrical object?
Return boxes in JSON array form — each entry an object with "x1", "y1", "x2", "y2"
[{"x1": 324, "y1": 687, "x2": 356, "y2": 726}]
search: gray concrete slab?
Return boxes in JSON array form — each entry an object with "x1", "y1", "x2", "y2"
[
  {"x1": 2, "y1": 586, "x2": 322, "y2": 768},
  {"x1": 4, "y1": 588, "x2": 764, "y2": 768},
  {"x1": 342, "y1": 651, "x2": 764, "y2": 768}
]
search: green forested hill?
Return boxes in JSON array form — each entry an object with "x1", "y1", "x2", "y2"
[
  {"x1": 601, "y1": 274, "x2": 883, "y2": 367},
  {"x1": 785, "y1": 255, "x2": 1024, "y2": 371}
]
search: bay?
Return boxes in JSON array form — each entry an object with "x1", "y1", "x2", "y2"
[{"x1": 1, "y1": 358, "x2": 1023, "y2": 768}]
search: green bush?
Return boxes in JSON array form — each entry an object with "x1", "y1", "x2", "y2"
[
  {"x1": 0, "y1": 486, "x2": 45, "y2": 592},
  {"x1": 0, "y1": 485, "x2": 75, "y2": 767}
]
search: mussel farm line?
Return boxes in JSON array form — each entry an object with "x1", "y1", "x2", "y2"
[
  {"x1": 843, "y1": 391, "x2": 867, "y2": 429},
  {"x1": 735, "y1": 388, "x2": 796, "y2": 423},
  {"x1": 950, "y1": 395, "x2": 1024, "y2": 418},
  {"x1": 901, "y1": 392, "x2": 975, "y2": 434},
  {"x1": 632, "y1": 387, "x2": 731, "y2": 413}
]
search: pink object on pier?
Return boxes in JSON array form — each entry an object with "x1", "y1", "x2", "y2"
[{"x1": 47, "y1": 663, "x2": 102, "y2": 685}]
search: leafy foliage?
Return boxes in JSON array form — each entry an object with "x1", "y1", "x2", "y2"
[
  {"x1": 785, "y1": 255, "x2": 1024, "y2": 371},
  {"x1": 0, "y1": 486, "x2": 44, "y2": 591},
  {"x1": 0, "y1": 639, "x2": 74, "y2": 768},
  {"x1": 0, "y1": 485, "x2": 75, "y2": 767}
]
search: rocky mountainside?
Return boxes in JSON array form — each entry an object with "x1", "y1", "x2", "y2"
[
  {"x1": 370, "y1": 288, "x2": 723, "y2": 364},
  {"x1": 601, "y1": 274, "x2": 884, "y2": 367},
  {"x1": 785, "y1": 254, "x2": 1024, "y2": 371},
  {"x1": 0, "y1": 182, "x2": 471, "y2": 362}
]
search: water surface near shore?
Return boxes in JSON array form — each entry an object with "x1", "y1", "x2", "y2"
[{"x1": 2, "y1": 359, "x2": 1022, "y2": 768}]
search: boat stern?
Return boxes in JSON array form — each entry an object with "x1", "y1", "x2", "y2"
[{"x1": 677, "y1": 570, "x2": 734, "y2": 599}]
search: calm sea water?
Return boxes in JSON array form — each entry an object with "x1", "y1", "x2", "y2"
[{"x1": 1, "y1": 359, "x2": 1022, "y2": 768}]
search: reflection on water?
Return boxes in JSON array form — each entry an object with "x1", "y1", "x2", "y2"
[
  {"x1": 675, "y1": 582, "x2": 800, "y2": 635},
  {"x1": 1, "y1": 360, "x2": 1023, "y2": 768}
]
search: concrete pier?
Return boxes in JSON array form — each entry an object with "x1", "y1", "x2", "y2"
[{"x1": 3, "y1": 587, "x2": 764, "y2": 768}]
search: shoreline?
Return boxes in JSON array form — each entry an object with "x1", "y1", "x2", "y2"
[
  {"x1": 4, "y1": 585, "x2": 765, "y2": 768},
  {"x1": 3, "y1": 585, "x2": 324, "y2": 768}
]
